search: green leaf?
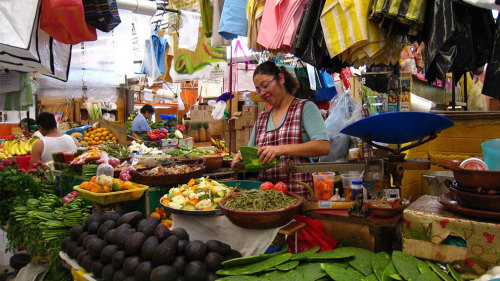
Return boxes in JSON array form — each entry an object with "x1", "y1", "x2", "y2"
[
  {"x1": 392, "y1": 251, "x2": 421, "y2": 281},
  {"x1": 372, "y1": 252, "x2": 390, "y2": 281},
  {"x1": 296, "y1": 263, "x2": 326, "y2": 281},
  {"x1": 426, "y1": 261, "x2": 454, "y2": 281},
  {"x1": 321, "y1": 263, "x2": 365, "y2": 281},
  {"x1": 343, "y1": 247, "x2": 377, "y2": 277}
]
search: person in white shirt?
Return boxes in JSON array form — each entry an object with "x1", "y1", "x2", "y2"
[{"x1": 30, "y1": 112, "x2": 79, "y2": 164}]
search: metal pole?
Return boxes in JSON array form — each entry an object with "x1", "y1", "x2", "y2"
[{"x1": 228, "y1": 43, "x2": 233, "y2": 153}]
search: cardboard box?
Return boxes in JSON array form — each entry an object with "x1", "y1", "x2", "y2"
[
  {"x1": 235, "y1": 126, "x2": 253, "y2": 150},
  {"x1": 208, "y1": 120, "x2": 225, "y2": 139},
  {"x1": 190, "y1": 105, "x2": 215, "y2": 122},
  {"x1": 402, "y1": 238, "x2": 467, "y2": 263},
  {"x1": 234, "y1": 116, "x2": 255, "y2": 130},
  {"x1": 241, "y1": 105, "x2": 258, "y2": 121}
]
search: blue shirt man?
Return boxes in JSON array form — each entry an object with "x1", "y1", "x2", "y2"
[{"x1": 131, "y1": 104, "x2": 155, "y2": 133}]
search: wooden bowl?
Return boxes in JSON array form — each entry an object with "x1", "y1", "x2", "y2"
[
  {"x1": 365, "y1": 200, "x2": 410, "y2": 218},
  {"x1": 443, "y1": 160, "x2": 500, "y2": 190},
  {"x1": 219, "y1": 192, "x2": 303, "y2": 229},
  {"x1": 202, "y1": 155, "x2": 223, "y2": 172},
  {"x1": 131, "y1": 164, "x2": 205, "y2": 186},
  {"x1": 445, "y1": 181, "x2": 500, "y2": 212}
]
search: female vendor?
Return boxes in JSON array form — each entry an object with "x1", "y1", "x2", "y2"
[{"x1": 232, "y1": 61, "x2": 330, "y2": 197}]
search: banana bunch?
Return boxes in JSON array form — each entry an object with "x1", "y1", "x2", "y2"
[
  {"x1": 0, "y1": 148, "x2": 12, "y2": 159},
  {"x1": 2, "y1": 137, "x2": 39, "y2": 156},
  {"x1": 211, "y1": 138, "x2": 228, "y2": 153}
]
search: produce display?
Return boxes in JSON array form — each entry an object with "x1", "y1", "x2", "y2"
[
  {"x1": 161, "y1": 177, "x2": 233, "y2": 211},
  {"x1": 313, "y1": 173, "x2": 335, "y2": 201},
  {"x1": 168, "y1": 146, "x2": 211, "y2": 159},
  {"x1": 70, "y1": 149, "x2": 102, "y2": 165},
  {"x1": 211, "y1": 138, "x2": 229, "y2": 154},
  {"x1": 0, "y1": 137, "x2": 39, "y2": 157},
  {"x1": 222, "y1": 189, "x2": 298, "y2": 211},
  {"x1": 141, "y1": 164, "x2": 202, "y2": 176},
  {"x1": 98, "y1": 142, "x2": 130, "y2": 159},
  {"x1": 83, "y1": 126, "x2": 117, "y2": 147},
  {"x1": 128, "y1": 141, "x2": 164, "y2": 155},
  {"x1": 61, "y1": 211, "x2": 242, "y2": 281},
  {"x1": 78, "y1": 175, "x2": 142, "y2": 193},
  {"x1": 186, "y1": 121, "x2": 210, "y2": 142},
  {"x1": 259, "y1": 181, "x2": 288, "y2": 194},
  {"x1": 86, "y1": 102, "x2": 102, "y2": 120},
  {"x1": 216, "y1": 247, "x2": 466, "y2": 281},
  {"x1": 240, "y1": 146, "x2": 279, "y2": 171}
]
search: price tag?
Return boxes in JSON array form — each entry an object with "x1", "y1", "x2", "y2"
[
  {"x1": 318, "y1": 201, "x2": 332, "y2": 208},
  {"x1": 383, "y1": 189, "x2": 400, "y2": 200}
]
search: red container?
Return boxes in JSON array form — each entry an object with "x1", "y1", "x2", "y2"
[{"x1": 17, "y1": 155, "x2": 31, "y2": 170}]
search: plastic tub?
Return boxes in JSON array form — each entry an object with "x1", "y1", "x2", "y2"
[
  {"x1": 340, "y1": 172, "x2": 363, "y2": 188},
  {"x1": 73, "y1": 185, "x2": 149, "y2": 205},
  {"x1": 312, "y1": 172, "x2": 335, "y2": 201},
  {"x1": 482, "y1": 139, "x2": 500, "y2": 171}
]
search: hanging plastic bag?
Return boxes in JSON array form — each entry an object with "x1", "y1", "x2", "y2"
[
  {"x1": 468, "y1": 77, "x2": 487, "y2": 111},
  {"x1": 320, "y1": 91, "x2": 361, "y2": 162},
  {"x1": 315, "y1": 70, "x2": 338, "y2": 102},
  {"x1": 179, "y1": 11, "x2": 201, "y2": 51},
  {"x1": 95, "y1": 152, "x2": 114, "y2": 186},
  {"x1": 286, "y1": 215, "x2": 337, "y2": 253},
  {"x1": 483, "y1": 18, "x2": 500, "y2": 100},
  {"x1": 141, "y1": 37, "x2": 162, "y2": 86}
]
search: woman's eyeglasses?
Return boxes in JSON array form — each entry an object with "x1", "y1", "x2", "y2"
[{"x1": 255, "y1": 78, "x2": 277, "y2": 95}]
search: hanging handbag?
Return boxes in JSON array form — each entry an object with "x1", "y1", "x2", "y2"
[{"x1": 315, "y1": 69, "x2": 337, "y2": 102}]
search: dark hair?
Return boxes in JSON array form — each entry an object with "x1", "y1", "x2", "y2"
[
  {"x1": 20, "y1": 118, "x2": 37, "y2": 128},
  {"x1": 36, "y1": 112, "x2": 57, "y2": 130},
  {"x1": 253, "y1": 61, "x2": 299, "y2": 95},
  {"x1": 140, "y1": 104, "x2": 155, "y2": 114}
]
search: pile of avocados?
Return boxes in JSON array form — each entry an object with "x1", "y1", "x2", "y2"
[{"x1": 61, "y1": 211, "x2": 242, "y2": 281}]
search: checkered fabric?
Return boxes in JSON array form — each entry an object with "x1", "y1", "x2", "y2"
[
  {"x1": 255, "y1": 98, "x2": 313, "y2": 198},
  {"x1": 83, "y1": 0, "x2": 121, "y2": 32}
]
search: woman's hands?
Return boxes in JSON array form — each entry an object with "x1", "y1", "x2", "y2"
[
  {"x1": 258, "y1": 146, "x2": 282, "y2": 164},
  {"x1": 231, "y1": 152, "x2": 242, "y2": 168}
]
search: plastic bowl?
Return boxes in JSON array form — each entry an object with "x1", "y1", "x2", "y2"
[
  {"x1": 219, "y1": 192, "x2": 303, "y2": 229},
  {"x1": 340, "y1": 172, "x2": 362, "y2": 188},
  {"x1": 482, "y1": 139, "x2": 500, "y2": 171}
]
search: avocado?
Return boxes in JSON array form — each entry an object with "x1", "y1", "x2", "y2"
[
  {"x1": 113, "y1": 270, "x2": 127, "y2": 281},
  {"x1": 204, "y1": 252, "x2": 224, "y2": 272},
  {"x1": 66, "y1": 242, "x2": 78, "y2": 257},
  {"x1": 84, "y1": 213, "x2": 102, "y2": 231},
  {"x1": 218, "y1": 242, "x2": 231, "y2": 256},
  {"x1": 184, "y1": 261, "x2": 207, "y2": 281},
  {"x1": 91, "y1": 260, "x2": 104, "y2": 278},
  {"x1": 86, "y1": 238, "x2": 108, "y2": 259},
  {"x1": 98, "y1": 220, "x2": 117, "y2": 238},
  {"x1": 153, "y1": 224, "x2": 171, "y2": 242},
  {"x1": 225, "y1": 249, "x2": 242, "y2": 260},
  {"x1": 102, "y1": 264, "x2": 115, "y2": 281},
  {"x1": 82, "y1": 234, "x2": 98, "y2": 250},
  {"x1": 112, "y1": 223, "x2": 131, "y2": 245},
  {"x1": 207, "y1": 272, "x2": 218, "y2": 281},
  {"x1": 204, "y1": 240, "x2": 220, "y2": 254},
  {"x1": 77, "y1": 251, "x2": 88, "y2": 266},
  {"x1": 177, "y1": 240, "x2": 187, "y2": 255},
  {"x1": 82, "y1": 255, "x2": 94, "y2": 272},
  {"x1": 78, "y1": 232, "x2": 89, "y2": 246},
  {"x1": 72, "y1": 246, "x2": 84, "y2": 260},
  {"x1": 123, "y1": 256, "x2": 141, "y2": 276},
  {"x1": 172, "y1": 255, "x2": 186, "y2": 275},
  {"x1": 135, "y1": 261, "x2": 153, "y2": 281},
  {"x1": 88, "y1": 222, "x2": 100, "y2": 234},
  {"x1": 61, "y1": 237, "x2": 72, "y2": 252},
  {"x1": 126, "y1": 232, "x2": 147, "y2": 255},
  {"x1": 124, "y1": 277, "x2": 137, "y2": 281},
  {"x1": 100, "y1": 244, "x2": 120, "y2": 264},
  {"x1": 117, "y1": 211, "x2": 143, "y2": 227},
  {"x1": 101, "y1": 212, "x2": 120, "y2": 222},
  {"x1": 111, "y1": 250, "x2": 126, "y2": 270},
  {"x1": 70, "y1": 226, "x2": 84, "y2": 241},
  {"x1": 150, "y1": 265, "x2": 177, "y2": 281},
  {"x1": 152, "y1": 235, "x2": 178, "y2": 266},
  {"x1": 104, "y1": 229, "x2": 116, "y2": 244},
  {"x1": 176, "y1": 277, "x2": 185, "y2": 281},
  {"x1": 185, "y1": 240, "x2": 206, "y2": 261},
  {"x1": 119, "y1": 229, "x2": 136, "y2": 248},
  {"x1": 171, "y1": 228, "x2": 189, "y2": 241},
  {"x1": 137, "y1": 217, "x2": 159, "y2": 236},
  {"x1": 141, "y1": 236, "x2": 159, "y2": 261}
]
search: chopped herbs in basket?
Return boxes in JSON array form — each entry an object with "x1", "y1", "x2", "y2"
[{"x1": 223, "y1": 189, "x2": 298, "y2": 211}]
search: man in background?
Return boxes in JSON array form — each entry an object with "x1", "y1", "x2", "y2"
[{"x1": 131, "y1": 104, "x2": 155, "y2": 133}]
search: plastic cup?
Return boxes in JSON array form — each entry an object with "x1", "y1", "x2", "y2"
[
  {"x1": 482, "y1": 139, "x2": 500, "y2": 171},
  {"x1": 340, "y1": 172, "x2": 363, "y2": 189},
  {"x1": 312, "y1": 172, "x2": 335, "y2": 201}
]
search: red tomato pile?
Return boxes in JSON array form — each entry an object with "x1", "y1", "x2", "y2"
[
  {"x1": 259, "y1": 181, "x2": 288, "y2": 194},
  {"x1": 147, "y1": 128, "x2": 168, "y2": 141}
]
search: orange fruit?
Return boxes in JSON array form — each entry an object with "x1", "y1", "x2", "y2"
[
  {"x1": 92, "y1": 125, "x2": 97, "y2": 130},
  {"x1": 112, "y1": 137, "x2": 117, "y2": 142},
  {"x1": 150, "y1": 212, "x2": 161, "y2": 219}
]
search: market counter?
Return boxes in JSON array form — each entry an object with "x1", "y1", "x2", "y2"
[
  {"x1": 309, "y1": 209, "x2": 402, "y2": 253},
  {"x1": 402, "y1": 195, "x2": 500, "y2": 266}
]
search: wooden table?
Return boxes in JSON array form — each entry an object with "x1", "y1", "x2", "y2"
[{"x1": 309, "y1": 209, "x2": 402, "y2": 253}]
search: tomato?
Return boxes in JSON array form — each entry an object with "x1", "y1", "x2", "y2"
[
  {"x1": 153, "y1": 129, "x2": 160, "y2": 134},
  {"x1": 161, "y1": 128, "x2": 168, "y2": 134},
  {"x1": 260, "y1": 181, "x2": 274, "y2": 190},
  {"x1": 274, "y1": 182, "x2": 288, "y2": 194},
  {"x1": 159, "y1": 133, "x2": 166, "y2": 139}
]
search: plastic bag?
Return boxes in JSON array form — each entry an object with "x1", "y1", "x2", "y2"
[
  {"x1": 286, "y1": 215, "x2": 337, "y2": 253},
  {"x1": 483, "y1": 18, "x2": 500, "y2": 100},
  {"x1": 468, "y1": 78, "x2": 487, "y2": 111},
  {"x1": 141, "y1": 37, "x2": 161, "y2": 86},
  {"x1": 320, "y1": 91, "x2": 361, "y2": 162},
  {"x1": 96, "y1": 152, "x2": 114, "y2": 177}
]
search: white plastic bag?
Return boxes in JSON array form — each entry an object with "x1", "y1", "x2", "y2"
[
  {"x1": 179, "y1": 11, "x2": 201, "y2": 51},
  {"x1": 468, "y1": 78, "x2": 488, "y2": 111},
  {"x1": 320, "y1": 91, "x2": 362, "y2": 162}
]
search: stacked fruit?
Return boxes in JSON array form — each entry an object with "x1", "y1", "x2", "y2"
[
  {"x1": 78, "y1": 176, "x2": 142, "y2": 193},
  {"x1": 0, "y1": 147, "x2": 12, "y2": 160},
  {"x1": 211, "y1": 138, "x2": 228, "y2": 154},
  {"x1": 1, "y1": 137, "x2": 39, "y2": 156},
  {"x1": 61, "y1": 211, "x2": 242, "y2": 281},
  {"x1": 84, "y1": 126, "x2": 117, "y2": 147}
]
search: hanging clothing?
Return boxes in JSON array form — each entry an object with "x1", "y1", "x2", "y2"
[
  {"x1": 157, "y1": 44, "x2": 174, "y2": 83},
  {"x1": 218, "y1": 0, "x2": 249, "y2": 40},
  {"x1": 211, "y1": 0, "x2": 232, "y2": 47},
  {"x1": 200, "y1": 0, "x2": 213, "y2": 37},
  {"x1": 254, "y1": 98, "x2": 314, "y2": 198},
  {"x1": 257, "y1": 0, "x2": 309, "y2": 52},
  {"x1": 82, "y1": 0, "x2": 121, "y2": 32},
  {"x1": 152, "y1": 32, "x2": 167, "y2": 74},
  {"x1": 246, "y1": 0, "x2": 266, "y2": 51},
  {"x1": 40, "y1": 0, "x2": 97, "y2": 45},
  {"x1": 483, "y1": 18, "x2": 500, "y2": 100},
  {"x1": 0, "y1": 73, "x2": 34, "y2": 111}
]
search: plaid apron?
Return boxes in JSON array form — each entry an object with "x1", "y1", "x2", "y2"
[{"x1": 255, "y1": 98, "x2": 313, "y2": 198}]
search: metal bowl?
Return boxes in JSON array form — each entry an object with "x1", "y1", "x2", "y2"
[{"x1": 219, "y1": 192, "x2": 302, "y2": 229}]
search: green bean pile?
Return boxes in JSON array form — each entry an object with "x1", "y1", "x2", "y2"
[{"x1": 224, "y1": 189, "x2": 298, "y2": 211}]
